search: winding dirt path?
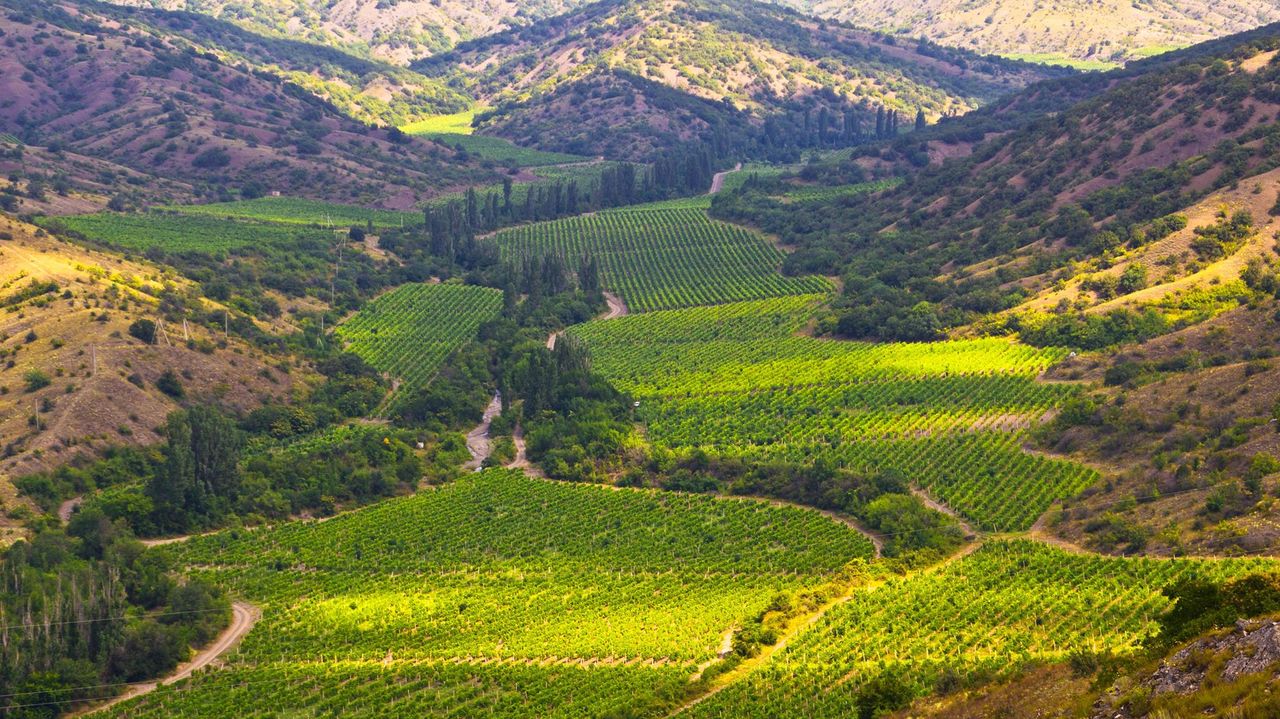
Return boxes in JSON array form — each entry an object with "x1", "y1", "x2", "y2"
[
  {"x1": 75, "y1": 602, "x2": 259, "y2": 716},
  {"x1": 506, "y1": 426, "x2": 542, "y2": 477},
  {"x1": 546, "y1": 293, "x2": 625, "y2": 352},
  {"x1": 911, "y1": 487, "x2": 979, "y2": 538},
  {"x1": 58, "y1": 496, "x2": 82, "y2": 523},
  {"x1": 708, "y1": 163, "x2": 743, "y2": 195},
  {"x1": 602, "y1": 291, "x2": 628, "y2": 319},
  {"x1": 464, "y1": 393, "x2": 503, "y2": 471}
]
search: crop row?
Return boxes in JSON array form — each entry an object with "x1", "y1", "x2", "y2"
[
  {"x1": 684, "y1": 540, "x2": 1278, "y2": 718},
  {"x1": 570, "y1": 299, "x2": 1085, "y2": 530},
  {"x1": 169, "y1": 470, "x2": 875, "y2": 575},
  {"x1": 639, "y1": 374, "x2": 1072, "y2": 446},
  {"x1": 739, "y1": 432, "x2": 1098, "y2": 532},
  {"x1": 492, "y1": 207, "x2": 830, "y2": 312},
  {"x1": 104, "y1": 661, "x2": 691, "y2": 719},
  {"x1": 163, "y1": 197, "x2": 422, "y2": 228},
  {"x1": 47, "y1": 212, "x2": 335, "y2": 252},
  {"x1": 191, "y1": 567, "x2": 796, "y2": 664},
  {"x1": 335, "y1": 283, "x2": 502, "y2": 402}
]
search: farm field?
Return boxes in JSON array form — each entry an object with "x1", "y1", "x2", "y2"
[
  {"x1": 683, "y1": 540, "x2": 1278, "y2": 717},
  {"x1": 43, "y1": 212, "x2": 335, "y2": 252},
  {"x1": 492, "y1": 207, "x2": 831, "y2": 312},
  {"x1": 104, "y1": 470, "x2": 874, "y2": 718},
  {"x1": 336, "y1": 283, "x2": 502, "y2": 404},
  {"x1": 403, "y1": 110, "x2": 588, "y2": 166},
  {"x1": 568, "y1": 297, "x2": 1094, "y2": 531},
  {"x1": 780, "y1": 178, "x2": 904, "y2": 203},
  {"x1": 162, "y1": 197, "x2": 422, "y2": 228}
]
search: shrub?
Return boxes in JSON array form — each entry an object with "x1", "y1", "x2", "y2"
[
  {"x1": 23, "y1": 369, "x2": 51, "y2": 392},
  {"x1": 155, "y1": 370, "x2": 184, "y2": 399},
  {"x1": 128, "y1": 319, "x2": 156, "y2": 344}
]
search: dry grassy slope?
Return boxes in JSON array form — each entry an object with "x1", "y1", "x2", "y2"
[
  {"x1": 801, "y1": 0, "x2": 1280, "y2": 66},
  {"x1": 1000, "y1": 167, "x2": 1280, "y2": 319},
  {"x1": 0, "y1": 217, "x2": 304, "y2": 499},
  {"x1": 437, "y1": 0, "x2": 1048, "y2": 115},
  {"x1": 0, "y1": 1, "x2": 494, "y2": 208},
  {"x1": 0, "y1": 139, "x2": 194, "y2": 216},
  {"x1": 1039, "y1": 305, "x2": 1280, "y2": 557},
  {"x1": 106, "y1": 0, "x2": 584, "y2": 64}
]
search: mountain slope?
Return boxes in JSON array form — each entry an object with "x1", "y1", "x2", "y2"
[
  {"x1": 797, "y1": 0, "x2": 1280, "y2": 67},
  {"x1": 709, "y1": 27, "x2": 1280, "y2": 553},
  {"x1": 0, "y1": 0, "x2": 493, "y2": 207},
  {"x1": 419, "y1": 0, "x2": 1062, "y2": 159},
  {"x1": 107, "y1": 0, "x2": 585, "y2": 64}
]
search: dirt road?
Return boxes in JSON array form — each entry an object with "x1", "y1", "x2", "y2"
[
  {"x1": 76, "y1": 602, "x2": 259, "y2": 716},
  {"x1": 911, "y1": 487, "x2": 979, "y2": 538},
  {"x1": 58, "y1": 496, "x2": 82, "y2": 523},
  {"x1": 708, "y1": 163, "x2": 743, "y2": 195},
  {"x1": 464, "y1": 392, "x2": 503, "y2": 471}
]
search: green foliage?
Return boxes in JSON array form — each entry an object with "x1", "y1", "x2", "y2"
[
  {"x1": 23, "y1": 369, "x2": 51, "y2": 392},
  {"x1": 570, "y1": 296, "x2": 1092, "y2": 531},
  {"x1": 336, "y1": 283, "x2": 503, "y2": 410},
  {"x1": 46, "y1": 213, "x2": 332, "y2": 253},
  {"x1": 683, "y1": 541, "x2": 1277, "y2": 718},
  {"x1": 1190, "y1": 210, "x2": 1254, "y2": 260},
  {"x1": 99, "y1": 470, "x2": 874, "y2": 717},
  {"x1": 127, "y1": 319, "x2": 156, "y2": 345},
  {"x1": 1154, "y1": 573, "x2": 1280, "y2": 650},
  {"x1": 163, "y1": 197, "x2": 421, "y2": 228},
  {"x1": 494, "y1": 205, "x2": 831, "y2": 312}
]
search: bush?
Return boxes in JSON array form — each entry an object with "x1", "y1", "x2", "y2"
[
  {"x1": 128, "y1": 319, "x2": 156, "y2": 344},
  {"x1": 192, "y1": 147, "x2": 231, "y2": 169},
  {"x1": 23, "y1": 369, "x2": 51, "y2": 392},
  {"x1": 155, "y1": 370, "x2": 184, "y2": 399}
]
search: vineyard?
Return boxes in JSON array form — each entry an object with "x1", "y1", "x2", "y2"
[
  {"x1": 45, "y1": 212, "x2": 335, "y2": 252},
  {"x1": 683, "y1": 540, "x2": 1279, "y2": 718},
  {"x1": 335, "y1": 283, "x2": 502, "y2": 404},
  {"x1": 568, "y1": 297, "x2": 1094, "y2": 530},
  {"x1": 164, "y1": 197, "x2": 422, "y2": 228},
  {"x1": 780, "y1": 178, "x2": 904, "y2": 204},
  {"x1": 103, "y1": 471, "x2": 873, "y2": 718},
  {"x1": 492, "y1": 207, "x2": 831, "y2": 312}
]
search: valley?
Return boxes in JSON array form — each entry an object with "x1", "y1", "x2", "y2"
[{"x1": 4, "y1": 1, "x2": 1280, "y2": 718}]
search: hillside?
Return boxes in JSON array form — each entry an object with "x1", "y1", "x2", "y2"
[
  {"x1": 706, "y1": 29, "x2": 1280, "y2": 554},
  {"x1": 106, "y1": 0, "x2": 585, "y2": 64},
  {"x1": 10, "y1": 4, "x2": 1280, "y2": 719},
  {"x1": 420, "y1": 0, "x2": 1063, "y2": 159},
  {"x1": 798, "y1": 0, "x2": 1280, "y2": 68},
  {"x1": 0, "y1": 216, "x2": 301, "y2": 485},
  {"x1": 0, "y1": 0, "x2": 494, "y2": 208}
]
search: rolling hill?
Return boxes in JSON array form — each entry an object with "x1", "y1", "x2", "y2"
[
  {"x1": 418, "y1": 0, "x2": 1063, "y2": 159},
  {"x1": 797, "y1": 0, "x2": 1280, "y2": 68},
  {"x1": 709, "y1": 27, "x2": 1280, "y2": 554},
  {"x1": 0, "y1": 0, "x2": 495, "y2": 208}
]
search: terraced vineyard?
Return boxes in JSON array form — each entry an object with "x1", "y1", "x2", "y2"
[
  {"x1": 45, "y1": 212, "x2": 334, "y2": 252},
  {"x1": 104, "y1": 471, "x2": 874, "y2": 718},
  {"x1": 492, "y1": 207, "x2": 831, "y2": 312},
  {"x1": 163, "y1": 197, "x2": 422, "y2": 228},
  {"x1": 569, "y1": 297, "x2": 1095, "y2": 531},
  {"x1": 684, "y1": 540, "x2": 1279, "y2": 718},
  {"x1": 336, "y1": 283, "x2": 502, "y2": 403}
]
